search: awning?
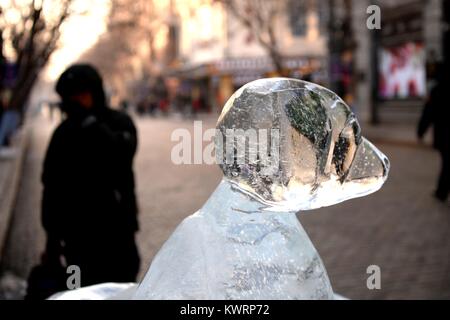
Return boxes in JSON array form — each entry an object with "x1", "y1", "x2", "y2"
[{"x1": 166, "y1": 56, "x2": 326, "y2": 81}]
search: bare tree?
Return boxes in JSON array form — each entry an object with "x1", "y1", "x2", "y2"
[
  {"x1": 123, "y1": 0, "x2": 166, "y2": 65},
  {"x1": 0, "y1": 0, "x2": 74, "y2": 113},
  {"x1": 106, "y1": 0, "x2": 164, "y2": 66},
  {"x1": 218, "y1": 0, "x2": 286, "y2": 73},
  {"x1": 80, "y1": 0, "x2": 168, "y2": 101}
]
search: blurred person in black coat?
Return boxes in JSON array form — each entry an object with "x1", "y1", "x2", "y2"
[
  {"x1": 40, "y1": 64, "x2": 140, "y2": 288},
  {"x1": 418, "y1": 66, "x2": 450, "y2": 202}
]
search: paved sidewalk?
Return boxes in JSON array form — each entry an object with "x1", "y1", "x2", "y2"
[
  {"x1": 0, "y1": 127, "x2": 29, "y2": 262},
  {"x1": 363, "y1": 121, "x2": 433, "y2": 148},
  {"x1": 301, "y1": 143, "x2": 450, "y2": 299}
]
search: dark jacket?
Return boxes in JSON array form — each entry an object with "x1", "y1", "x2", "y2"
[
  {"x1": 41, "y1": 106, "x2": 140, "y2": 284},
  {"x1": 418, "y1": 81, "x2": 450, "y2": 151}
]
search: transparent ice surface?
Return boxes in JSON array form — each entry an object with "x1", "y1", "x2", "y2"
[{"x1": 134, "y1": 78, "x2": 389, "y2": 300}]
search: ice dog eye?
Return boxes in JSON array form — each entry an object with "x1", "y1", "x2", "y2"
[{"x1": 332, "y1": 125, "x2": 358, "y2": 181}]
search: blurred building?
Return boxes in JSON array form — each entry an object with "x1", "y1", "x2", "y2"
[
  {"x1": 164, "y1": 0, "x2": 329, "y2": 113},
  {"x1": 157, "y1": 0, "x2": 446, "y2": 123}
]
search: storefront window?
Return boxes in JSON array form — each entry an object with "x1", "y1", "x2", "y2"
[
  {"x1": 316, "y1": 0, "x2": 328, "y2": 35},
  {"x1": 378, "y1": 42, "x2": 426, "y2": 100},
  {"x1": 288, "y1": 0, "x2": 307, "y2": 37}
]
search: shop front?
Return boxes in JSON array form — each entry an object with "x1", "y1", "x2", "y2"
[
  {"x1": 212, "y1": 56, "x2": 327, "y2": 112},
  {"x1": 374, "y1": 0, "x2": 428, "y2": 124},
  {"x1": 167, "y1": 56, "x2": 327, "y2": 114}
]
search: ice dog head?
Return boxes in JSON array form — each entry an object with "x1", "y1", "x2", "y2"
[{"x1": 216, "y1": 78, "x2": 389, "y2": 212}]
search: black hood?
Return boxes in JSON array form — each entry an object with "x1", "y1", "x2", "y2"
[{"x1": 55, "y1": 64, "x2": 107, "y2": 109}]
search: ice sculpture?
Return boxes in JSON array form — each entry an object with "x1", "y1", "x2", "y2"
[{"x1": 133, "y1": 78, "x2": 389, "y2": 300}]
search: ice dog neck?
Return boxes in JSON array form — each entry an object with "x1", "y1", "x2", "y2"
[{"x1": 198, "y1": 179, "x2": 299, "y2": 227}]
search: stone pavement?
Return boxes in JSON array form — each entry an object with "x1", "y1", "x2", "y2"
[
  {"x1": 301, "y1": 144, "x2": 450, "y2": 299},
  {"x1": 0, "y1": 116, "x2": 53, "y2": 279},
  {"x1": 0, "y1": 126, "x2": 29, "y2": 263},
  {"x1": 0, "y1": 112, "x2": 448, "y2": 299}
]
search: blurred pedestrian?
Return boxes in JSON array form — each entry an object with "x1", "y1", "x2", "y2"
[
  {"x1": 136, "y1": 99, "x2": 147, "y2": 115},
  {"x1": 30, "y1": 64, "x2": 140, "y2": 298},
  {"x1": 418, "y1": 66, "x2": 450, "y2": 202},
  {"x1": 0, "y1": 90, "x2": 20, "y2": 149}
]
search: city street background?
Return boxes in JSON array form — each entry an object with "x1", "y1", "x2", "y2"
[
  {"x1": 0, "y1": 0, "x2": 449, "y2": 300},
  {"x1": 1, "y1": 110, "x2": 449, "y2": 300}
]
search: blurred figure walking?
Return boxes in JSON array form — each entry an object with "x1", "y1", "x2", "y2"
[
  {"x1": 418, "y1": 66, "x2": 450, "y2": 202},
  {"x1": 29, "y1": 64, "x2": 140, "y2": 298},
  {"x1": 0, "y1": 90, "x2": 20, "y2": 150}
]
